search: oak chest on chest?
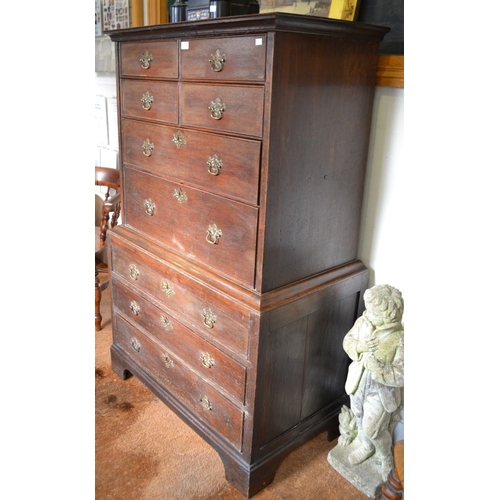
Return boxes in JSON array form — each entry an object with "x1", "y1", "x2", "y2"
[{"x1": 108, "y1": 13, "x2": 388, "y2": 497}]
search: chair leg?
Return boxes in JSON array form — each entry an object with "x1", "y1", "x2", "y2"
[
  {"x1": 95, "y1": 269, "x2": 102, "y2": 331},
  {"x1": 375, "y1": 468, "x2": 403, "y2": 500}
]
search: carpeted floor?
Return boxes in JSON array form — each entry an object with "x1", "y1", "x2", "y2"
[{"x1": 95, "y1": 284, "x2": 370, "y2": 500}]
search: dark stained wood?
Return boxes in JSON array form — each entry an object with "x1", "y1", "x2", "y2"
[{"x1": 108, "y1": 13, "x2": 388, "y2": 498}]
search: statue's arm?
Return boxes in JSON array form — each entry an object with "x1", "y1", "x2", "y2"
[{"x1": 364, "y1": 336, "x2": 404, "y2": 387}]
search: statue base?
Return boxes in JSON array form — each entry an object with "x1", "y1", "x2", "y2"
[{"x1": 327, "y1": 443, "x2": 386, "y2": 499}]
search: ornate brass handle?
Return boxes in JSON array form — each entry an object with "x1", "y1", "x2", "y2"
[
  {"x1": 141, "y1": 91, "x2": 154, "y2": 110},
  {"x1": 209, "y1": 48, "x2": 226, "y2": 72},
  {"x1": 173, "y1": 188, "x2": 187, "y2": 203},
  {"x1": 206, "y1": 224, "x2": 222, "y2": 245},
  {"x1": 129, "y1": 264, "x2": 140, "y2": 281},
  {"x1": 207, "y1": 154, "x2": 222, "y2": 176},
  {"x1": 172, "y1": 130, "x2": 186, "y2": 149},
  {"x1": 160, "y1": 315, "x2": 173, "y2": 330},
  {"x1": 162, "y1": 353, "x2": 174, "y2": 368},
  {"x1": 161, "y1": 281, "x2": 174, "y2": 296},
  {"x1": 129, "y1": 301, "x2": 140, "y2": 316},
  {"x1": 144, "y1": 199, "x2": 156, "y2": 216},
  {"x1": 209, "y1": 97, "x2": 225, "y2": 120},
  {"x1": 200, "y1": 395, "x2": 212, "y2": 411},
  {"x1": 139, "y1": 51, "x2": 153, "y2": 69},
  {"x1": 202, "y1": 308, "x2": 216, "y2": 329},
  {"x1": 200, "y1": 352, "x2": 214, "y2": 369},
  {"x1": 131, "y1": 337, "x2": 141, "y2": 352},
  {"x1": 142, "y1": 138, "x2": 154, "y2": 156}
]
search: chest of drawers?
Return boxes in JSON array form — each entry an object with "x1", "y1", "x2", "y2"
[{"x1": 108, "y1": 13, "x2": 388, "y2": 497}]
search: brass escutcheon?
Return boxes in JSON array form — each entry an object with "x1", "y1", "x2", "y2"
[
  {"x1": 139, "y1": 51, "x2": 153, "y2": 69},
  {"x1": 173, "y1": 188, "x2": 187, "y2": 203},
  {"x1": 141, "y1": 91, "x2": 154, "y2": 110},
  {"x1": 209, "y1": 97, "x2": 225, "y2": 120},
  {"x1": 202, "y1": 307, "x2": 216, "y2": 329},
  {"x1": 161, "y1": 281, "x2": 174, "y2": 296},
  {"x1": 200, "y1": 352, "x2": 214, "y2": 369},
  {"x1": 207, "y1": 154, "x2": 222, "y2": 176},
  {"x1": 209, "y1": 48, "x2": 226, "y2": 72},
  {"x1": 129, "y1": 301, "x2": 140, "y2": 316},
  {"x1": 144, "y1": 199, "x2": 156, "y2": 216},
  {"x1": 129, "y1": 264, "x2": 140, "y2": 281},
  {"x1": 162, "y1": 353, "x2": 174, "y2": 368},
  {"x1": 172, "y1": 130, "x2": 186, "y2": 148},
  {"x1": 131, "y1": 337, "x2": 141, "y2": 352},
  {"x1": 206, "y1": 223, "x2": 222, "y2": 245},
  {"x1": 142, "y1": 138, "x2": 154, "y2": 156},
  {"x1": 200, "y1": 395, "x2": 212, "y2": 411},
  {"x1": 160, "y1": 315, "x2": 173, "y2": 330}
]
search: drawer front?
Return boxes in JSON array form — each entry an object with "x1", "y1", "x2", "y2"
[
  {"x1": 113, "y1": 313, "x2": 244, "y2": 451},
  {"x1": 121, "y1": 80, "x2": 179, "y2": 125},
  {"x1": 110, "y1": 234, "x2": 252, "y2": 358},
  {"x1": 120, "y1": 40, "x2": 178, "y2": 78},
  {"x1": 180, "y1": 83, "x2": 264, "y2": 138},
  {"x1": 122, "y1": 119, "x2": 261, "y2": 205},
  {"x1": 113, "y1": 278, "x2": 247, "y2": 403},
  {"x1": 180, "y1": 35, "x2": 266, "y2": 81},
  {"x1": 123, "y1": 166, "x2": 258, "y2": 288}
]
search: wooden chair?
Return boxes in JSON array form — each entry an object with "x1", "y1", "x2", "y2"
[{"x1": 95, "y1": 167, "x2": 121, "y2": 331}]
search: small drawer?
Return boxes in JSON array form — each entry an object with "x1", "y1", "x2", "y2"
[
  {"x1": 123, "y1": 166, "x2": 258, "y2": 288},
  {"x1": 110, "y1": 234, "x2": 253, "y2": 359},
  {"x1": 180, "y1": 83, "x2": 264, "y2": 138},
  {"x1": 113, "y1": 313, "x2": 244, "y2": 451},
  {"x1": 122, "y1": 119, "x2": 261, "y2": 205},
  {"x1": 120, "y1": 40, "x2": 178, "y2": 78},
  {"x1": 180, "y1": 35, "x2": 266, "y2": 81},
  {"x1": 113, "y1": 278, "x2": 247, "y2": 404},
  {"x1": 121, "y1": 80, "x2": 179, "y2": 125}
]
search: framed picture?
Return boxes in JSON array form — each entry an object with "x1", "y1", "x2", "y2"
[{"x1": 259, "y1": 0, "x2": 361, "y2": 21}]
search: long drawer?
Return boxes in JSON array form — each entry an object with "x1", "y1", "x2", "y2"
[
  {"x1": 121, "y1": 80, "x2": 179, "y2": 124},
  {"x1": 113, "y1": 277, "x2": 247, "y2": 404},
  {"x1": 110, "y1": 233, "x2": 253, "y2": 359},
  {"x1": 122, "y1": 119, "x2": 261, "y2": 205},
  {"x1": 179, "y1": 35, "x2": 267, "y2": 81},
  {"x1": 113, "y1": 312, "x2": 244, "y2": 451},
  {"x1": 123, "y1": 166, "x2": 258, "y2": 288},
  {"x1": 180, "y1": 83, "x2": 264, "y2": 138}
]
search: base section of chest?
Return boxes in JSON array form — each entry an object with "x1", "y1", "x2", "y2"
[{"x1": 109, "y1": 237, "x2": 368, "y2": 497}]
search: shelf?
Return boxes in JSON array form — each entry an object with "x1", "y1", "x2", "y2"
[{"x1": 377, "y1": 55, "x2": 404, "y2": 88}]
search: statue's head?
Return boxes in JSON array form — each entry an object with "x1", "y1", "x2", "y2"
[{"x1": 364, "y1": 284, "x2": 404, "y2": 326}]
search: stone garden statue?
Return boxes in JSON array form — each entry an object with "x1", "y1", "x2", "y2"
[{"x1": 336, "y1": 284, "x2": 404, "y2": 481}]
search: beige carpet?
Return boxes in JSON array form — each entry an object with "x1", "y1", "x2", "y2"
[{"x1": 95, "y1": 284, "x2": 370, "y2": 500}]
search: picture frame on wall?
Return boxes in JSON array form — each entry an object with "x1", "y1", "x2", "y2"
[
  {"x1": 103, "y1": 0, "x2": 131, "y2": 32},
  {"x1": 259, "y1": 0, "x2": 361, "y2": 21}
]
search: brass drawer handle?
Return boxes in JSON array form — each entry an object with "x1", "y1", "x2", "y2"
[
  {"x1": 200, "y1": 395, "x2": 212, "y2": 411},
  {"x1": 200, "y1": 352, "x2": 214, "y2": 369},
  {"x1": 129, "y1": 264, "x2": 140, "y2": 281},
  {"x1": 142, "y1": 138, "x2": 154, "y2": 157},
  {"x1": 206, "y1": 223, "x2": 222, "y2": 245},
  {"x1": 144, "y1": 198, "x2": 156, "y2": 216},
  {"x1": 139, "y1": 51, "x2": 153, "y2": 69},
  {"x1": 161, "y1": 281, "x2": 174, "y2": 296},
  {"x1": 202, "y1": 308, "x2": 216, "y2": 329},
  {"x1": 131, "y1": 337, "x2": 141, "y2": 352},
  {"x1": 209, "y1": 97, "x2": 225, "y2": 120},
  {"x1": 129, "y1": 301, "x2": 140, "y2": 316},
  {"x1": 162, "y1": 353, "x2": 174, "y2": 368},
  {"x1": 207, "y1": 154, "x2": 222, "y2": 176},
  {"x1": 172, "y1": 130, "x2": 186, "y2": 149},
  {"x1": 141, "y1": 91, "x2": 154, "y2": 110},
  {"x1": 209, "y1": 48, "x2": 226, "y2": 72},
  {"x1": 173, "y1": 188, "x2": 187, "y2": 203},
  {"x1": 160, "y1": 315, "x2": 173, "y2": 330}
]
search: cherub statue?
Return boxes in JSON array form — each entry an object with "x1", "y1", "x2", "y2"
[{"x1": 338, "y1": 284, "x2": 404, "y2": 478}]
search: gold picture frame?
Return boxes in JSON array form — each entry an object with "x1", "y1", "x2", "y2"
[{"x1": 259, "y1": 0, "x2": 361, "y2": 21}]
